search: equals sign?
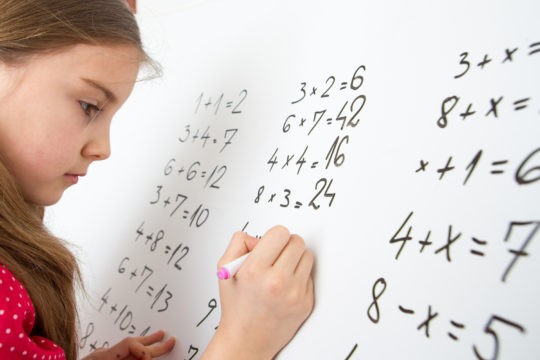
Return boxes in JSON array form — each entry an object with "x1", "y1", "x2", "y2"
[
  {"x1": 339, "y1": 82, "x2": 348, "y2": 90},
  {"x1": 513, "y1": 98, "x2": 530, "y2": 111},
  {"x1": 226, "y1": 101, "x2": 233, "y2": 108},
  {"x1": 491, "y1": 160, "x2": 508, "y2": 174},
  {"x1": 311, "y1": 161, "x2": 319, "y2": 169},
  {"x1": 294, "y1": 201, "x2": 303, "y2": 209},
  {"x1": 128, "y1": 325, "x2": 137, "y2": 335},
  {"x1": 146, "y1": 286, "x2": 155, "y2": 297},
  {"x1": 183, "y1": 210, "x2": 190, "y2": 219},
  {"x1": 326, "y1": 118, "x2": 333, "y2": 125},
  {"x1": 470, "y1": 237, "x2": 488, "y2": 256},
  {"x1": 528, "y1": 41, "x2": 540, "y2": 56},
  {"x1": 447, "y1": 320, "x2": 465, "y2": 341},
  {"x1": 201, "y1": 171, "x2": 207, "y2": 178}
]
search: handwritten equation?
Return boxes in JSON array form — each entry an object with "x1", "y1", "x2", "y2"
[
  {"x1": 415, "y1": 147, "x2": 540, "y2": 185},
  {"x1": 344, "y1": 277, "x2": 527, "y2": 360},
  {"x1": 389, "y1": 211, "x2": 539, "y2": 283}
]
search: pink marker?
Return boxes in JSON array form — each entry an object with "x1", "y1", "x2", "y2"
[{"x1": 217, "y1": 253, "x2": 250, "y2": 280}]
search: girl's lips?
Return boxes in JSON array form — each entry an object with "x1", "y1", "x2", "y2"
[{"x1": 64, "y1": 174, "x2": 84, "y2": 184}]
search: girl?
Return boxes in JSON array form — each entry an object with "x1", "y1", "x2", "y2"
[{"x1": 0, "y1": 0, "x2": 315, "y2": 359}]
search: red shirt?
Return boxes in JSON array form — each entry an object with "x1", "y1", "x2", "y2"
[{"x1": 0, "y1": 264, "x2": 65, "y2": 359}]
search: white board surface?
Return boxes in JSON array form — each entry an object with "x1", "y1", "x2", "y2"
[{"x1": 46, "y1": 0, "x2": 540, "y2": 358}]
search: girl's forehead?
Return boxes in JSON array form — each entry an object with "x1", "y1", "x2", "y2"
[{"x1": 23, "y1": 44, "x2": 140, "y2": 100}]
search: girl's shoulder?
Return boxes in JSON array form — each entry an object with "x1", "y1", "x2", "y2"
[{"x1": 0, "y1": 264, "x2": 66, "y2": 359}]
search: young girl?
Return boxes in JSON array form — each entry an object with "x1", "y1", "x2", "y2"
[{"x1": 0, "y1": 1, "x2": 315, "y2": 359}]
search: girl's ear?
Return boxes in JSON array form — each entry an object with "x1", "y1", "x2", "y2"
[{"x1": 126, "y1": 0, "x2": 137, "y2": 14}]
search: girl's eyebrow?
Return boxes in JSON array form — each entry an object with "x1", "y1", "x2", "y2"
[{"x1": 81, "y1": 78, "x2": 115, "y2": 102}]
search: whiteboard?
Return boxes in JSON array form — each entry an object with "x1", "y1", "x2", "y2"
[{"x1": 45, "y1": 0, "x2": 540, "y2": 358}]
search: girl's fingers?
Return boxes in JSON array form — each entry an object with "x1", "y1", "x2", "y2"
[
  {"x1": 136, "y1": 330, "x2": 166, "y2": 345},
  {"x1": 88, "y1": 332, "x2": 175, "y2": 360},
  {"x1": 127, "y1": 331, "x2": 175, "y2": 358},
  {"x1": 250, "y1": 225, "x2": 291, "y2": 266},
  {"x1": 272, "y1": 234, "x2": 307, "y2": 274},
  {"x1": 294, "y1": 249, "x2": 315, "y2": 286},
  {"x1": 244, "y1": 233, "x2": 259, "y2": 252},
  {"x1": 218, "y1": 231, "x2": 251, "y2": 268},
  {"x1": 147, "y1": 336, "x2": 176, "y2": 357},
  {"x1": 219, "y1": 226, "x2": 292, "y2": 273}
]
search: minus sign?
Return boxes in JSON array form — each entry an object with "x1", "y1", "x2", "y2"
[{"x1": 398, "y1": 305, "x2": 415, "y2": 314}]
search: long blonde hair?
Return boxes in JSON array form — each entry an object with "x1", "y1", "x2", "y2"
[{"x1": 0, "y1": 1, "x2": 151, "y2": 359}]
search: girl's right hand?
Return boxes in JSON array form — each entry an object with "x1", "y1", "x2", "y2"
[{"x1": 202, "y1": 225, "x2": 315, "y2": 360}]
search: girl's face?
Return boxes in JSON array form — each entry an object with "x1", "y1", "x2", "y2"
[{"x1": 0, "y1": 44, "x2": 140, "y2": 206}]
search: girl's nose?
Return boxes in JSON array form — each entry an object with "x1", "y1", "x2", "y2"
[{"x1": 82, "y1": 123, "x2": 111, "y2": 161}]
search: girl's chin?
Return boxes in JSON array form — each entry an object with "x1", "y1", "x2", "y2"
[{"x1": 24, "y1": 189, "x2": 64, "y2": 207}]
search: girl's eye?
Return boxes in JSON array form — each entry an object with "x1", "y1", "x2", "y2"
[{"x1": 79, "y1": 101, "x2": 102, "y2": 119}]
